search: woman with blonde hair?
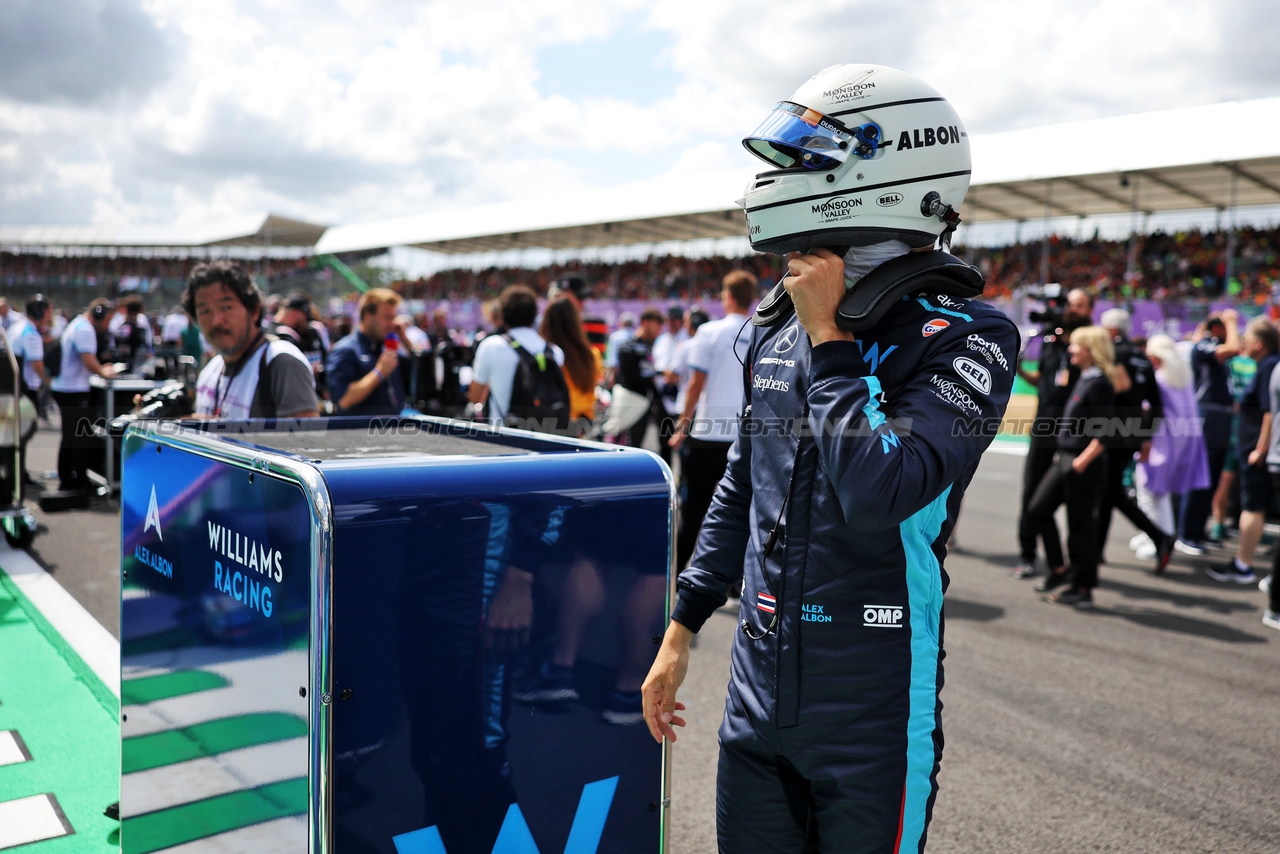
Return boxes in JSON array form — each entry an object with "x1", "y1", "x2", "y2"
[
  {"x1": 1131, "y1": 334, "x2": 1209, "y2": 560},
  {"x1": 1024, "y1": 325, "x2": 1119, "y2": 608}
]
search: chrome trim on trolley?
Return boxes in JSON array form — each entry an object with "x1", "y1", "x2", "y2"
[
  {"x1": 642, "y1": 448, "x2": 679, "y2": 854},
  {"x1": 127, "y1": 422, "x2": 335, "y2": 854}
]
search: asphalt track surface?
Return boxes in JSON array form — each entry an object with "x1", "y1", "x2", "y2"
[{"x1": 16, "y1": 417, "x2": 1280, "y2": 853}]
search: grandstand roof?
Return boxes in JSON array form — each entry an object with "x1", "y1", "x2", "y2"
[
  {"x1": 317, "y1": 96, "x2": 1280, "y2": 255},
  {"x1": 0, "y1": 212, "x2": 326, "y2": 251}
]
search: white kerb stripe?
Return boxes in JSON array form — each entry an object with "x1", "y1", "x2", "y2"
[
  {"x1": 0, "y1": 731, "x2": 31, "y2": 766},
  {"x1": 0, "y1": 794, "x2": 74, "y2": 849},
  {"x1": 0, "y1": 542, "x2": 120, "y2": 698},
  {"x1": 984, "y1": 440, "x2": 1030, "y2": 457}
]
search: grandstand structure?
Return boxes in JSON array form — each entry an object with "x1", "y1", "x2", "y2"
[
  {"x1": 0, "y1": 212, "x2": 326, "y2": 255},
  {"x1": 4, "y1": 97, "x2": 1280, "y2": 290},
  {"x1": 313, "y1": 97, "x2": 1280, "y2": 261}
]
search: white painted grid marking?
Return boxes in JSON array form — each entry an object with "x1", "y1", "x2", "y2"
[
  {"x1": 0, "y1": 730, "x2": 32, "y2": 766},
  {"x1": 0, "y1": 793, "x2": 74, "y2": 849}
]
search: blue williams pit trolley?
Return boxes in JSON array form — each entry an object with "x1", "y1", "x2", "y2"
[{"x1": 119, "y1": 416, "x2": 676, "y2": 854}]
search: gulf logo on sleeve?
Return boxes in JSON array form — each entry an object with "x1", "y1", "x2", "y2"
[{"x1": 922, "y1": 319, "x2": 950, "y2": 337}]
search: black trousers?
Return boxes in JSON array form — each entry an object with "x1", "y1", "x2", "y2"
[
  {"x1": 52, "y1": 390, "x2": 102, "y2": 492},
  {"x1": 1098, "y1": 448, "x2": 1168, "y2": 554},
  {"x1": 677, "y1": 438, "x2": 732, "y2": 570},
  {"x1": 656, "y1": 410, "x2": 679, "y2": 467},
  {"x1": 19, "y1": 388, "x2": 40, "y2": 479},
  {"x1": 1179, "y1": 409, "x2": 1232, "y2": 544},
  {"x1": 1018, "y1": 443, "x2": 1065, "y2": 569},
  {"x1": 1025, "y1": 450, "x2": 1107, "y2": 590},
  {"x1": 626, "y1": 408, "x2": 652, "y2": 449},
  {"x1": 1270, "y1": 474, "x2": 1280, "y2": 614}
]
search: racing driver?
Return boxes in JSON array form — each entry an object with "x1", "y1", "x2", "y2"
[{"x1": 642, "y1": 64, "x2": 1019, "y2": 852}]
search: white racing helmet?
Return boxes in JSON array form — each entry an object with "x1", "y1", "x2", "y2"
[{"x1": 741, "y1": 64, "x2": 971, "y2": 255}]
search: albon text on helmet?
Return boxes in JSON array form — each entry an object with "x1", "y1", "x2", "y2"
[{"x1": 896, "y1": 126, "x2": 962, "y2": 150}]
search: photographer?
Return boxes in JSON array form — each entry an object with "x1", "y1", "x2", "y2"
[
  {"x1": 1013, "y1": 287, "x2": 1093, "y2": 580},
  {"x1": 642, "y1": 64, "x2": 1017, "y2": 852},
  {"x1": 186, "y1": 262, "x2": 319, "y2": 420}
]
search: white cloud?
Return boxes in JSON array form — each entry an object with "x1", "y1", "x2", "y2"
[{"x1": 0, "y1": 0, "x2": 1275, "y2": 237}]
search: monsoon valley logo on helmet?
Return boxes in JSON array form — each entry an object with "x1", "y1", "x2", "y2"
[{"x1": 740, "y1": 64, "x2": 972, "y2": 256}]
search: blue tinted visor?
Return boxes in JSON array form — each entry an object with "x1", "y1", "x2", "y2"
[{"x1": 743, "y1": 102, "x2": 880, "y2": 170}]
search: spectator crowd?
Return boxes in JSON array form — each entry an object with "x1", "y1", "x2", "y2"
[{"x1": 5, "y1": 223, "x2": 1280, "y2": 633}]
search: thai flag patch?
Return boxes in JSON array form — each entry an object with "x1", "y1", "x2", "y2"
[{"x1": 757, "y1": 592, "x2": 776, "y2": 614}]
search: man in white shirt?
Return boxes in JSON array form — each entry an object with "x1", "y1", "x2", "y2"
[
  {"x1": 395, "y1": 313, "x2": 431, "y2": 353},
  {"x1": 652, "y1": 305, "x2": 689, "y2": 467},
  {"x1": 668, "y1": 270, "x2": 756, "y2": 568},
  {"x1": 469, "y1": 285, "x2": 564, "y2": 428},
  {"x1": 188, "y1": 262, "x2": 319, "y2": 420},
  {"x1": 50, "y1": 300, "x2": 116, "y2": 492},
  {"x1": 6, "y1": 296, "x2": 53, "y2": 483},
  {"x1": 0, "y1": 298, "x2": 24, "y2": 334},
  {"x1": 604, "y1": 312, "x2": 638, "y2": 383},
  {"x1": 160, "y1": 305, "x2": 189, "y2": 345},
  {"x1": 10, "y1": 296, "x2": 52, "y2": 409}
]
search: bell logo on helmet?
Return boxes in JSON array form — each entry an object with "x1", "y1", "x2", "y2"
[
  {"x1": 922, "y1": 318, "x2": 951, "y2": 337},
  {"x1": 877, "y1": 193, "x2": 903, "y2": 208},
  {"x1": 897, "y1": 126, "x2": 963, "y2": 150}
]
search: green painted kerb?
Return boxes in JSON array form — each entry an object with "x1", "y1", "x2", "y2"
[
  {"x1": 0, "y1": 564, "x2": 119, "y2": 852},
  {"x1": 122, "y1": 777, "x2": 308, "y2": 854},
  {"x1": 121, "y1": 671, "x2": 230, "y2": 706},
  {"x1": 122, "y1": 712, "x2": 307, "y2": 774}
]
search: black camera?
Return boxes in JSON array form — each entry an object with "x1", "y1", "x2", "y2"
[
  {"x1": 1026, "y1": 283, "x2": 1065, "y2": 326},
  {"x1": 134, "y1": 381, "x2": 194, "y2": 420}
]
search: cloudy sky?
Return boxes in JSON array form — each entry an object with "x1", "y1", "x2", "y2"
[{"x1": 1, "y1": 0, "x2": 1276, "y2": 235}]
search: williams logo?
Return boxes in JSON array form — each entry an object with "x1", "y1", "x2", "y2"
[
  {"x1": 877, "y1": 193, "x2": 903, "y2": 208},
  {"x1": 922, "y1": 318, "x2": 951, "y2": 337},
  {"x1": 863, "y1": 604, "x2": 904, "y2": 628},
  {"x1": 774, "y1": 324, "x2": 801, "y2": 353},
  {"x1": 952, "y1": 357, "x2": 992, "y2": 394},
  {"x1": 856, "y1": 340, "x2": 898, "y2": 374},
  {"x1": 811, "y1": 196, "x2": 863, "y2": 223},
  {"x1": 144, "y1": 485, "x2": 163, "y2": 541}
]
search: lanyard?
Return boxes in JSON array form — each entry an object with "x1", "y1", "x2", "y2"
[{"x1": 213, "y1": 333, "x2": 265, "y2": 418}]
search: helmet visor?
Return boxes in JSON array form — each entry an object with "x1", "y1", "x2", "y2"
[{"x1": 743, "y1": 102, "x2": 880, "y2": 170}]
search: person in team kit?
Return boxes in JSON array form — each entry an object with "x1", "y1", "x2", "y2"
[{"x1": 643, "y1": 64, "x2": 1017, "y2": 852}]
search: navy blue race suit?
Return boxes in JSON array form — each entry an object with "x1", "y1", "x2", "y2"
[{"x1": 670, "y1": 289, "x2": 1018, "y2": 853}]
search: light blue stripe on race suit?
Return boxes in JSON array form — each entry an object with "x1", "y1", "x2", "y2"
[
  {"x1": 915, "y1": 297, "x2": 972, "y2": 322},
  {"x1": 897, "y1": 483, "x2": 951, "y2": 852},
  {"x1": 861, "y1": 376, "x2": 887, "y2": 429}
]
